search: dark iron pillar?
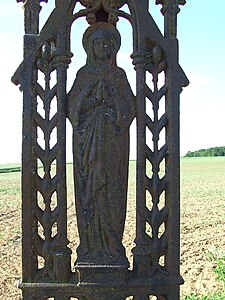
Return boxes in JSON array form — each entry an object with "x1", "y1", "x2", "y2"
[
  {"x1": 14, "y1": 0, "x2": 72, "y2": 295},
  {"x1": 157, "y1": 2, "x2": 189, "y2": 296},
  {"x1": 132, "y1": 2, "x2": 189, "y2": 299},
  {"x1": 15, "y1": 0, "x2": 47, "y2": 287}
]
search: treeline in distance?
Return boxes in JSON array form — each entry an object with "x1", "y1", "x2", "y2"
[{"x1": 185, "y1": 146, "x2": 225, "y2": 157}]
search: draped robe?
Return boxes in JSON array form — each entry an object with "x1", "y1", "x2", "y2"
[{"x1": 68, "y1": 64, "x2": 135, "y2": 265}]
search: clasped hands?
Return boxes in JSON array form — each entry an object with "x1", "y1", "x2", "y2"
[
  {"x1": 96, "y1": 78, "x2": 113, "y2": 107},
  {"x1": 82, "y1": 79, "x2": 113, "y2": 107}
]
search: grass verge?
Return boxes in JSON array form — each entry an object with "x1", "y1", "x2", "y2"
[{"x1": 182, "y1": 292, "x2": 225, "y2": 299}]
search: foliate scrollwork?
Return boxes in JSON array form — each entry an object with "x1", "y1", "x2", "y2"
[
  {"x1": 80, "y1": 0, "x2": 126, "y2": 9},
  {"x1": 37, "y1": 42, "x2": 72, "y2": 75},
  {"x1": 78, "y1": 0, "x2": 127, "y2": 25},
  {"x1": 146, "y1": 45, "x2": 167, "y2": 87},
  {"x1": 37, "y1": 42, "x2": 56, "y2": 74}
]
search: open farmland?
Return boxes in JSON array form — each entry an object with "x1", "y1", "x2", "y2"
[{"x1": 0, "y1": 157, "x2": 225, "y2": 299}]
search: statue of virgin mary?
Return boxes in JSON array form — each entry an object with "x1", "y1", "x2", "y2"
[{"x1": 67, "y1": 22, "x2": 135, "y2": 267}]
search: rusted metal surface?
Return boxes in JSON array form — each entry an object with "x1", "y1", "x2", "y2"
[
  {"x1": 67, "y1": 23, "x2": 135, "y2": 271},
  {"x1": 12, "y1": 0, "x2": 189, "y2": 299}
]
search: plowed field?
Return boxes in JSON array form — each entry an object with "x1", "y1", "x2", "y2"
[{"x1": 0, "y1": 158, "x2": 224, "y2": 299}]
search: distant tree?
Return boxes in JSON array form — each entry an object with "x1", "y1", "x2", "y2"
[{"x1": 184, "y1": 146, "x2": 225, "y2": 157}]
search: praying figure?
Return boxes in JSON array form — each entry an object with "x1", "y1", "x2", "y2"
[{"x1": 67, "y1": 22, "x2": 135, "y2": 267}]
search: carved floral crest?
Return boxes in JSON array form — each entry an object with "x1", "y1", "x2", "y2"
[
  {"x1": 80, "y1": 0, "x2": 126, "y2": 10},
  {"x1": 79, "y1": 0, "x2": 127, "y2": 24}
]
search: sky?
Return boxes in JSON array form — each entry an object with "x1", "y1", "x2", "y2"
[{"x1": 0, "y1": 0, "x2": 225, "y2": 163}]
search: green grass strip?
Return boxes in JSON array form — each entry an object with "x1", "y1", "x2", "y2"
[
  {"x1": 182, "y1": 291, "x2": 225, "y2": 300},
  {"x1": 0, "y1": 167, "x2": 21, "y2": 173}
]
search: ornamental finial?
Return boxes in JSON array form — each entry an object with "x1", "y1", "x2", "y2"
[
  {"x1": 156, "y1": 0, "x2": 186, "y2": 38},
  {"x1": 16, "y1": 0, "x2": 48, "y2": 34},
  {"x1": 79, "y1": 0, "x2": 126, "y2": 25},
  {"x1": 156, "y1": 0, "x2": 186, "y2": 15}
]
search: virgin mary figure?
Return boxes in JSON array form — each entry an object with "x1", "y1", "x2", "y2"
[{"x1": 67, "y1": 22, "x2": 135, "y2": 267}]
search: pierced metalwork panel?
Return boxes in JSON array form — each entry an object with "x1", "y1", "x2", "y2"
[{"x1": 13, "y1": 0, "x2": 188, "y2": 299}]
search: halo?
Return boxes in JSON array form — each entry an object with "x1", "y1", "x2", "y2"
[{"x1": 82, "y1": 22, "x2": 121, "y2": 55}]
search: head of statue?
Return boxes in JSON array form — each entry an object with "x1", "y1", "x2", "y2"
[
  {"x1": 93, "y1": 36, "x2": 111, "y2": 61},
  {"x1": 83, "y1": 22, "x2": 121, "y2": 67}
]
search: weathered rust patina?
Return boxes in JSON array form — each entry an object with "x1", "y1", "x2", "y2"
[
  {"x1": 12, "y1": 0, "x2": 189, "y2": 299},
  {"x1": 68, "y1": 22, "x2": 135, "y2": 268}
]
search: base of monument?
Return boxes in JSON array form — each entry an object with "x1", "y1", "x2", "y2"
[{"x1": 75, "y1": 263, "x2": 129, "y2": 285}]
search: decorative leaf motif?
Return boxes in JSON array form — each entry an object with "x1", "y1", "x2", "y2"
[
  {"x1": 36, "y1": 83, "x2": 45, "y2": 100},
  {"x1": 158, "y1": 206, "x2": 169, "y2": 226},
  {"x1": 145, "y1": 84, "x2": 154, "y2": 101},
  {"x1": 146, "y1": 175, "x2": 153, "y2": 194},
  {"x1": 48, "y1": 85, "x2": 57, "y2": 101},
  {"x1": 49, "y1": 145, "x2": 58, "y2": 165},
  {"x1": 34, "y1": 112, "x2": 45, "y2": 132},
  {"x1": 42, "y1": 43, "x2": 52, "y2": 61},
  {"x1": 157, "y1": 85, "x2": 168, "y2": 101},
  {"x1": 146, "y1": 176, "x2": 167, "y2": 197},
  {"x1": 157, "y1": 114, "x2": 168, "y2": 133},
  {"x1": 36, "y1": 175, "x2": 57, "y2": 197},
  {"x1": 156, "y1": 176, "x2": 167, "y2": 196},
  {"x1": 79, "y1": 0, "x2": 127, "y2": 24},
  {"x1": 152, "y1": 45, "x2": 162, "y2": 65},
  {"x1": 37, "y1": 58, "x2": 48, "y2": 74},
  {"x1": 158, "y1": 144, "x2": 168, "y2": 164},
  {"x1": 49, "y1": 114, "x2": 58, "y2": 133},
  {"x1": 157, "y1": 61, "x2": 167, "y2": 74},
  {"x1": 146, "y1": 145, "x2": 154, "y2": 163},
  {"x1": 37, "y1": 42, "x2": 57, "y2": 74},
  {"x1": 42, "y1": 211, "x2": 56, "y2": 227},
  {"x1": 149, "y1": 206, "x2": 169, "y2": 229},
  {"x1": 80, "y1": 0, "x2": 126, "y2": 9},
  {"x1": 146, "y1": 44, "x2": 167, "y2": 78},
  {"x1": 36, "y1": 144, "x2": 45, "y2": 162},
  {"x1": 146, "y1": 144, "x2": 168, "y2": 166},
  {"x1": 146, "y1": 115, "x2": 154, "y2": 132},
  {"x1": 108, "y1": 11, "x2": 119, "y2": 25},
  {"x1": 146, "y1": 62, "x2": 154, "y2": 74},
  {"x1": 143, "y1": 41, "x2": 170, "y2": 266}
]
